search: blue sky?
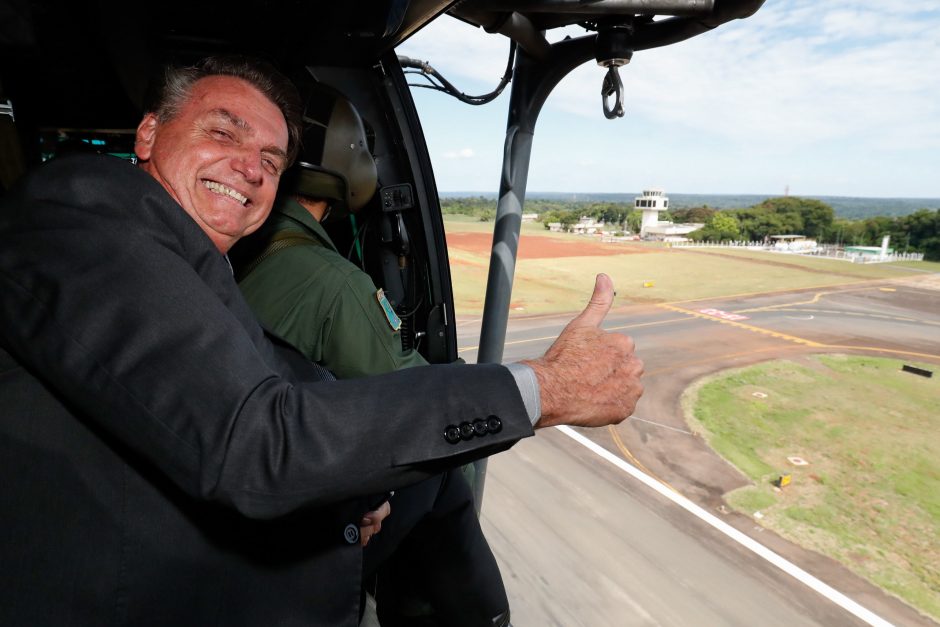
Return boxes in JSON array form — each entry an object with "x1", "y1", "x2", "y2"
[{"x1": 397, "y1": 0, "x2": 940, "y2": 198}]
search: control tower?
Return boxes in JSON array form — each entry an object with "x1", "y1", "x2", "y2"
[{"x1": 635, "y1": 188, "x2": 669, "y2": 237}]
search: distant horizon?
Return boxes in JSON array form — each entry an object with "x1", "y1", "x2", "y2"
[
  {"x1": 437, "y1": 191, "x2": 939, "y2": 220},
  {"x1": 438, "y1": 191, "x2": 940, "y2": 202}
]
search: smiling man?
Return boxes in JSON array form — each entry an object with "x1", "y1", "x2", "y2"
[
  {"x1": 135, "y1": 74, "x2": 290, "y2": 253},
  {"x1": 0, "y1": 56, "x2": 644, "y2": 626}
]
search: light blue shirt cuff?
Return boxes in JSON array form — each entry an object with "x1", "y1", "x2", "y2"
[{"x1": 505, "y1": 362, "x2": 541, "y2": 425}]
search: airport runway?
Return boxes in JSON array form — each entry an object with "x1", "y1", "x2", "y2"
[{"x1": 457, "y1": 275, "x2": 940, "y2": 626}]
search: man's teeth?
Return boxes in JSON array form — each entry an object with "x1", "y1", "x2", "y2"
[{"x1": 203, "y1": 181, "x2": 248, "y2": 205}]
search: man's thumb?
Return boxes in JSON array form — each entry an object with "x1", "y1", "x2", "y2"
[{"x1": 571, "y1": 273, "x2": 614, "y2": 328}]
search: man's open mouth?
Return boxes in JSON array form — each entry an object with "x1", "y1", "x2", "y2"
[{"x1": 203, "y1": 180, "x2": 248, "y2": 206}]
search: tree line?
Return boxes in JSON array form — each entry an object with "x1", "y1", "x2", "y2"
[{"x1": 440, "y1": 196, "x2": 940, "y2": 260}]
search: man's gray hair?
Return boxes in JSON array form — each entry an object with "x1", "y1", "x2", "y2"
[{"x1": 151, "y1": 56, "x2": 303, "y2": 165}]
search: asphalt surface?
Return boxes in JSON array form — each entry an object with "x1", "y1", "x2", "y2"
[{"x1": 457, "y1": 273, "x2": 940, "y2": 627}]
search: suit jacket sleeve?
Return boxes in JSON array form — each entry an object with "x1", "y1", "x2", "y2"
[{"x1": 0, "y1": 156, "x2": 533, "y2": 520}]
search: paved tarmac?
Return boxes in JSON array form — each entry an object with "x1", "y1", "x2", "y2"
[{"x1": 458, "y1": 274, "x2": 940, "y2": 626}]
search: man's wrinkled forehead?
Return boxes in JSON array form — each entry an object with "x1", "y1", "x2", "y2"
[
  {"x1": 205, "y1": 105, "x2": 289, "y2": 168},
  {"x1": 190, "y1": 75, "x2": 286, "y2": 123}
]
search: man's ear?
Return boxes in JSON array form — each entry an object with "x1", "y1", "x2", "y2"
[{"x1": 135, "y1": 114, "x2": 158, "y2": 161}]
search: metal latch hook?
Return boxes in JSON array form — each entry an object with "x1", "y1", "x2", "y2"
[
  {"x1": 0, "y1": 100, "x2": 14, "y2": 122},
  {"x1": 601, "y1": 66, "x2": 624, "y2": 120}
]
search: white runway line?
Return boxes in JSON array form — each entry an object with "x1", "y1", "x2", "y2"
[
  {"x1": 556, "y1": 425, "x2": 895, "y2": 627},
  {"x1": 628, "y1": 415, "x2": 694, "y2": 435}
]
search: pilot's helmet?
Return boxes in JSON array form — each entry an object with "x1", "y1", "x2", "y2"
[{"x1": 282, "y1": 83, "x2": 378, "y2": 216}]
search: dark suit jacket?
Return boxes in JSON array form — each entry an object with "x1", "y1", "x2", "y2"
[{"x1": 0, "y1": 155, "x2": 533, "y2": 626}]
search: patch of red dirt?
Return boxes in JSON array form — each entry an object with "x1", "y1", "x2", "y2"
[
  {"x1": 447, "y1": 232, "x2": 650, "y2": 259},
  {"x1": 448, "y1": 257, "x2": 485, "y2": 267}
]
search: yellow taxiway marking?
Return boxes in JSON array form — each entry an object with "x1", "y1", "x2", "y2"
[
  {"x1": 607, "y1": 424, "x2": 677, "y2": 493},
  {"x1": 664, "y1": 276, "x2": 901, "y2": 308},
  {"x1": 733, "y1": 283, "x2": 933, "y2": 315},
  {"x1": 765, "y1": 308, "x2": 937, "y2": 325},
  {"x1": 658, "y1": 303, "x2": 826, "y2": 347},
  {"x1": 734, "y1": 286, "x2": 878, "y2": 313},
  {"x1": 823, "y1": 345, "x2": 940, "y2": 361},
  {"x1": 656, "y1": 303, "x2": 940, "y2": 363}
]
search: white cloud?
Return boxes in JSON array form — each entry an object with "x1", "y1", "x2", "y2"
[
  {"x1": 442, "y1": 148, "x2": 476, "y2": 160},
  {"x1": 546, "y1": 2, "x2": 940, "y2": 152},
  {"x1": 400, "y1": 1, "x2": 940, "y2": 195},
  {"x1": 402, "y1": 2, "x2": 940, "y2": 148},
  {"x1": 400, "y1": 19, "x2": 511, "y2": 89}
]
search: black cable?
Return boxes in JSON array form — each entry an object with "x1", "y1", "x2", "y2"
[
  {"x1": 397, "y1": 293, "x2": 425, "y2": 320},
  {"x1": 402, "y1": 70, "x2": 444, "y2": 90},
  {"x1": 396, "y1": 218, "x2": 425, "y2": 321},
  {"x1": 398, "y1": 40, "x2": 516, "y2": 106}
]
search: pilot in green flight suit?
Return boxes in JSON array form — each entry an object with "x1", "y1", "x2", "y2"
[
  {"x1": 235, "y1": 196, "x2": 427, "y2": 379},
  {"x1": 231, "y1": 85, "x2": 511, "y2": 627}
]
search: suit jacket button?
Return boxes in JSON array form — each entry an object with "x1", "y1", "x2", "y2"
[
  {"x1": 343, "y1": 523, "x2": 360, "y2": 545},
  {"x1": 444, "y1": 425, "x2": 461, "y2": 444},
  {"x1": 486, "y1": 415, "x2": 502, "y2": 434},
  {"x1": 459, "y1": 421, "x2": 476, "y2": 440},
  {"x1": 472, "y1": 418, "x2": 488, "y2": 436}
]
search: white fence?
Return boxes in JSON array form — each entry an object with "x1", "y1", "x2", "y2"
[
  {"x1": 670, "y1": 240, "x2": 765, "y2": 249},
  {"x1": 670, "y1": 241, "x2": 925, "y2": 264}
]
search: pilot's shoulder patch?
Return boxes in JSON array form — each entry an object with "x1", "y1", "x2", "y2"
[{"x1": 375, "y1": 288, "x2": 402, "y2": 331}]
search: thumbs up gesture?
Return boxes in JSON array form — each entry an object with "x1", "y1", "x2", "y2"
[{"x1": 523, "y1": 274, "x2": 644, "y2": 429}]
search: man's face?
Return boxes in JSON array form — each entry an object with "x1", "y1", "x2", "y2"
[{"x1": 135, "y1": 75, "x2": 289, "y2": 253}]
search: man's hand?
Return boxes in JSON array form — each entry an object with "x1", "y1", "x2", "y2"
[
  {"x1": 359, "y1": 500, "x2": 391, "y2": 547},
  {"x1": 523, "y1": 274, "x2": 643, "y2": 429}
]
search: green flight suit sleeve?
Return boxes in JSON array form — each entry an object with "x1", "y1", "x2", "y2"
[
  {"x1": 317, "y1": 268, "x2": 428, "y2": 379},
  {"x1": 238, "y1": 242, "x2": 428, "y2": 380}
]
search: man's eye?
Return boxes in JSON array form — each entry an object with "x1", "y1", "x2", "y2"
[
  {"x1": 263, "y1": 159, "x2": 281, "y2": 176},
  {"x1": 211, "y1": 128, "x2": 233, "y2": 141}
]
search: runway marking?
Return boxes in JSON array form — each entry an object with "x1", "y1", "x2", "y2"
[
  {"x1": 657, "y1": 303, "x2": 940, "y2": 362},
  {"x1": 459, "y1": 279, "x2": 939, "y2": 354},
  {"x1": 822, "y1": 345, "x2": 940, "y2": 361},
  {"x1": 658, "y1": 304, "x2": 825, "y2": 348},
  {"x1": 664, "y1": 277, "x2": 897, "y2": 307},
  {"x1": 767, "y1": 308, "x2": 935, "y2": 325},
  {"x1": 892, "y1": 283, "x2": 940, "y2": 295},
  {"x1": 607, "y1": 424, "x2": 661, "y2": 482},
  {"x1": 606, "y1": 316, "x2": 694, "y2": 333},
  {"x1": 457, "y1": 304, "x2": 666, "y2": 329},
  {"x1": 456, "y1": 316, "x2": 691, "y2": 354},
  {"x1": 734, "y1": 286, "x2": 877, "y2": 313},
  {"x1": 629, "y1": 415, "x2": 694, "y2": 435},
  {"x1": 698, "y1": 308, "x2": 750, "y2": 321},
  {"x1": 556, "y1": 425, "x2": 896, "y2": 627}
]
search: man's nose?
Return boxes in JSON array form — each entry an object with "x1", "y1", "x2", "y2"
[{"x1": 231, "y1": 149, "x2": 262, "y2": 184}]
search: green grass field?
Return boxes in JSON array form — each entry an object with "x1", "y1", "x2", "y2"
[
  {"x1": 889, "y1": 259, "x2": 940, "y2": 272},
  {"x1": 683, "y1": 355, "x2": 940, "y2": 621},
  {"x1": 444, "y1": 218, "x2": 937, "y2": 316}
]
